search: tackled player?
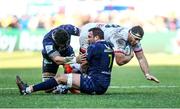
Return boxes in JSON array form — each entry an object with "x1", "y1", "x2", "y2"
[{"x1": 79, "y1": 23, "x2": 159, "y2": 83}]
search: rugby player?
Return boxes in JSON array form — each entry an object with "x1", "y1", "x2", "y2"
[
  {"x1": 79, "y1": 23, "x2": 159, "y2": 83},
  {"x1": 16, "y1": 27, "x2": 115, "y2": 95},
  {"x1": 40, "y1": 24, "x2": 80, "y2": 92}
]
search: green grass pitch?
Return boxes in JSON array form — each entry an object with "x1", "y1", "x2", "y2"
[
  {"x1": 0, "y1": 52, "x2": 180, "y2": 108},
  {"x1": 0, "y1": 66, "x2": 180, "y2": 108}
]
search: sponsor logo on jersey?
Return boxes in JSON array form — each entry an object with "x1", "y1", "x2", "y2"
[{"x1": 45, "y1": 45, "x2": 53, "y2": 53}]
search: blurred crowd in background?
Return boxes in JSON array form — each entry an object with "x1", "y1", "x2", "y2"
[
  {"x1": 0, "y1": 0, "x2": 180, "y2": 32},
  {"x1": 0, "y1": 0, "x2": 180, "y2": 54}
]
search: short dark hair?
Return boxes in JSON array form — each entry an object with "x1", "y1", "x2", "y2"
[
  {"x1": 129, "y1": 25, "x2": 144, "y2": 39},
  {"x1": 52, "y1": 29, "x2": 70, "y2": 45},
  {"x1": 88, "y1": 27, "x2": 104, "y2": 39}
]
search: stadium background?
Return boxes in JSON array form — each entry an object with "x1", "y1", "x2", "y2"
[{"x1": 0, "y1": 0, "x2": 180, "y2": 108}]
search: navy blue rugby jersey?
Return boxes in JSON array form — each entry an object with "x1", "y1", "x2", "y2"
[
  {"x1": 86, "y1": 40, "x2": 114, "y2": 74},
  {"x1": 42, "y1": 24, "x2": 80, "y2": 57}
]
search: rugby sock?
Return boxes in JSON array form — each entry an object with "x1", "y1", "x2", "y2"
[
  {"x1": 25, "y1": 86, "x2": 32, "y2": 93},
  {"x1": 33, "y1": 78, "x2": 58, "y2": 92},
  {"x1": 66, "y1": 74, "x2": 72, "y2": 88}
]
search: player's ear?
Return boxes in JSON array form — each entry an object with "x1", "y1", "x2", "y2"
[{"x1": 95, "y1": 35, "x2": 99, "y2": 39}]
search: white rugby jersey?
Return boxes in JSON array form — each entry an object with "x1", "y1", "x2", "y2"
[{"x1": 80, "y1": 23, "x2": 142, "y2": 54}]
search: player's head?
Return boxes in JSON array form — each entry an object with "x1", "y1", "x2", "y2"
[
  {"x1": 128, "y1": 25, "x2": 144, "y2": 46},
  {"x1": 88, "y1": 27, "x2": 104, "y2": 44},
  {"x1": 52, "y1": 29, "x2": 70, "y2": 50},
  {"x1": 129, "y1": 25, "x2": 144, "y2": 40}
]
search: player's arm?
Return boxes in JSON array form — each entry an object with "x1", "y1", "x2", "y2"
[
  {"x1": 112, "y1": 38, "x2": 134, "y2": 66},
  {"x1": 49, "y1": 52, "x2": 66, "y2": 65},
  {"x1": 50, "y1": 52, "x2": 76, "y2": 65},
  {"x1": 76, "y1": 51, "x2": 88, "y2": 73},
  {"x1": 135, "y1": 50, "x2": 160, "y2": 83},
  {"x1": 79, "y1": 44, "x2": 97, "y2": 73},
  {"x1": 44, "y1": 44, "x2": 76, "y2": 65},
  {"x1": 115, "y1": 52, "x2": 133, "y2": 66},
  {"x1": 114, "y1": 50, "x2": 134, "y2": 66}
]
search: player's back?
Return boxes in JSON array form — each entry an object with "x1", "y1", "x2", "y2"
[
  {"x1": 80, "y1": 23, "x2": 121, "y2": 39},
  {"x1": 80, "y1": 23, "x2": 128, "y2": 49},
  {"x1": 87, "y1": 40, "x2": 114, "y2": 74},
  {"x1": 86, "y1": 40, "x2": 114, "y2": 93}
]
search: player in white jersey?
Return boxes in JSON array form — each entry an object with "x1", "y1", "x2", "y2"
[{"x1": 79, "y1": 23, "x2": 160, "y2": 83}]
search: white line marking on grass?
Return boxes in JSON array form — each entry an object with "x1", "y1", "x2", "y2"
[
  {"x1": 0, "y1": 85, "x2": 179, "y2": 90},
  {"x1": 109, "y1": 85, "x2": 180, "y2": 89},
  {"x1": 0, "y1": 88, "x2": 17, "y2": 90}
]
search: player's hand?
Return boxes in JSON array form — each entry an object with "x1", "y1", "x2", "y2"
[
  {"x1": 145, "y1": 74, "x2": 160, "y2": 83},
  {"x1": 80, "y1": 53, "x2": 87, "y2": 62},
  {"x1": 76, "y1": 55, "x2": 81, "y2": 63},
  {"x1": 76, "y1": 52, "x2": 87, "y2": 64},
  {"x1": 64, "y1": 56, "x2": 76, "y2": 64}
]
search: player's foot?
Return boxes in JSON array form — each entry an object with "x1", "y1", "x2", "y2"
[
  {"x1": 16, "y1": 75, "x2": 29, "y2": 95},
  {"x1": 52, "y1": 84, "x2": 68, "y2": 94},
  {"x1": 69, "y1": 88, "x2": 80, "y2": 94}
]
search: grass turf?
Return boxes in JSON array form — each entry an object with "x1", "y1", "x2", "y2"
[
  {"x1": 0, "y1": 66, "x2": 180, "y2": 108},
  {"x1": 0, "y1": 52, "x2": 180, "y2": 108}
]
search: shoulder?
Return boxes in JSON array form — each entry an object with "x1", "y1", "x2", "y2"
[
  {"x1": 117, "y1": 27, "x2": 129, "y2": 39},
  {"x1": 88, "y1": 43, "x2": 96, "y2": 48},
  {"x1": 43, "y1": 31, "x2": 53, "y2": 43},
  {"x1": 87, "y1": 43, "x2": 100, "y2": 51},
  {"x1": 58, "y1": 24, "x2": 80, "y2": 36},
  {"x1": 58, "y1": 24, "x2": 74, "y2": 31},
  {"x1": 93, "y1": 41, "x2": 105, "y2": 49},
  {"x1": 133, "y1": 42, "x2": 143, "y2": 52}
]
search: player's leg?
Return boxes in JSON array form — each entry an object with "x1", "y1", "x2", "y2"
[
  {"x1": 42, "y1": 72, "x2": 56, "y2": 81},
  {"x1": 78, "y1": 74, "x2": 96, "y2": 94},
  {"x1": 52, "y1": 64, "x2": 81, "y2": 94},
  {"x1": 16, "y1": 72, "x2": 108, "y2": 95},
  {"x1": 54, "y1": 73, "x2": 96, "y2": 94},
  {"x1": 16, "y1": 75, "x2": 59, "y2": 95},
  {"x1": 42, "y1": 58, "x2": 59, "y2": 93},
  {"x1": 55, "y1": 73, "x2": 80, "y2": 89},
  {"x1": 16, "y1": 73, "x2": 80, "y2": 95},
  {"x1": 55, "y1": 73, "x2": 96, "y2": 94},
  {"x1": 55, "y1": 73, "x2": 95, "y2": 94},
  {"x1": 42, "y1": 58, "x2": 59, "y2": 81},
  {"x1": 16, "y1": 73, "x2": 97, "y2": 95}
]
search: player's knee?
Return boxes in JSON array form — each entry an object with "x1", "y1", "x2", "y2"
[
  {"x1": 55, "y1": 74, "x2": 67, "y2": 84},
  {"x1": 42, "y1": 72, "x2": 56, "y2": 93},
  {"x1": 42, "y1": 72, "x2": 56, "y2": 82}
]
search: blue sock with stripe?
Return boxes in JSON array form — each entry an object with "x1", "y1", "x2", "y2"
[{"x1": 33, "y1": 78, "x2": 58, "y2": 92}]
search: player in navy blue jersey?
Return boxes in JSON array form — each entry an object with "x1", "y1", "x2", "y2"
[
  {"x1": 38, "y1": 24, "x2": 80, "y2": 92},
  {"x1": 16, "y1": 27, "x2": 115, "y2": 95}
]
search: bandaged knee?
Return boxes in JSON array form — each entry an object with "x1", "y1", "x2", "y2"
[{"x1": 66, "y1": 74, "x2": 73, "y2": 88}]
